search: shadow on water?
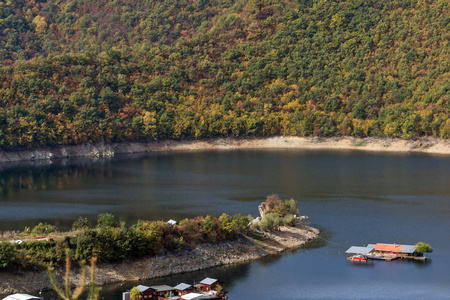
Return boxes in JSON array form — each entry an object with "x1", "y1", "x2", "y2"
[
  {"x1": 302, "y1": 226, "x2": 332, "y2": 250},
  {"x1": 254, "y1": 226, "x2": 331, "y2": 270}
]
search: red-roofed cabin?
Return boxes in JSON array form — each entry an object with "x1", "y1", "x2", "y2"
[
  {"x1": 173, "y1": 283, "x2": 193, "y2": 297},
  {"x1": 198, "y1": 278, "x2": 223, "y2": 292},
  {"x1": 372, "y1": 243, "x2": 418, "y2": 258},
  {"x1": 129, "y1": 285, "x2": 155, "y2": 300}
]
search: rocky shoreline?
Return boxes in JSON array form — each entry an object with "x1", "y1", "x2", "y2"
[
  {"x1": 1, "y1": 136, "x2": 450, "y2": 164},
  {"x1": 0, "y1": 221, "x2": 319, "y2": 295}
]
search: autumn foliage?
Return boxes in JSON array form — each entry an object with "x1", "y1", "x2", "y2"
[{"x1": 1, "y1": 0, "x2": 450, "y2": 149}]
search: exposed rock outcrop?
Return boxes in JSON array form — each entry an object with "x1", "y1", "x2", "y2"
[{"x1": 1, "y1": 136, "x2": 450, "y2": 164}]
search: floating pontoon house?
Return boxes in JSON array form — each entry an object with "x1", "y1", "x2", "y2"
[{"x1": 346, "y1": 243, "x2": 425, "y2": 261}]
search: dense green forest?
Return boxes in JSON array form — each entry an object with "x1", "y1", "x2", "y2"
[{"x1": 1, "y1": 0, "x2": 450, "y2": 149}]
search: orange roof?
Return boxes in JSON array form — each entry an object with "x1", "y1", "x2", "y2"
[{"x1": 373, "y1": 243, "x2": 404, "y2": 253}]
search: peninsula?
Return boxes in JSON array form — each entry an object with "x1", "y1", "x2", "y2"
[{"x1": 0, "y1": 197, "x2": 319, "y2": 295}]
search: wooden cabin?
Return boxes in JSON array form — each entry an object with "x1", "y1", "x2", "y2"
[
  {"x1": 122, "y1": 285, "x2": 155, "y2": 300},
  {"x1": 173, "y1": 283, "x2": 193, "y2": 297},
  {"x1": 198, "y1": 277, "x2": 223, "y2": 292},
  {"x1": 150, "y1": 285, "x2": 174, "y2": 299},
  {"x1": 122, "y1": 284, "x2": 174, "y2": 300}
]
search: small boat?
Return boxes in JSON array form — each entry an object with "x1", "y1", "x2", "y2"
[{"x1": 347, "y1": 254, "x2": 369, "y2": 263}]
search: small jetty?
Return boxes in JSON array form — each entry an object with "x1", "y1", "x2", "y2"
[
  {"x1": 122, "y1": 277, "x2": 227, "y2": 300},
  {"x1": 346, "y1": 243, "x2": 427, "y2": 261}
]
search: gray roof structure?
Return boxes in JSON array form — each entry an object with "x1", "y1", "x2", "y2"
[
  {"x1": 345, "y1": 246, "x2": 374, "y2": 255},
  {"x1": 174, "y1": 283, "x2": 192, "y2": 291},
  {"x1": 136, "y1": 285, "x2": 150, "y2": 293},
  {"x1": 347, "y1": 243, "x2": 417, "y2": 254},
  {"x1": 150, "y1": 285, "x2": 174, "y2": 292},
  {"x1": 400, "y1": 245, "x2": 416, "y2": 253},
  {"x1": 199, "y1": 277, "x2": 218, "y2": 285}
]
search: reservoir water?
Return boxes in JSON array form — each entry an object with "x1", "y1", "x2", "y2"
[{"x1": 1, "y1": 149, "x2": 449, "y2": 299}]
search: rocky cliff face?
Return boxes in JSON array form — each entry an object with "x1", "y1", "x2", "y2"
[{"x1": 0, "y1": 143, "x2": 115, "y2": 164}]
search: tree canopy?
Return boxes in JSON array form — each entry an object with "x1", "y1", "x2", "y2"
[
  {"x1": 415, "y1": 242, "x2": 433, "y2": 253},
  {"x1": 1, "y1": 0, "x2": 450, "y2": 149}
]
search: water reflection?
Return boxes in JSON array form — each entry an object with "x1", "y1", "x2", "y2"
[{"x1": 1, "y1": 150, "x2": 450, "y2": 299}]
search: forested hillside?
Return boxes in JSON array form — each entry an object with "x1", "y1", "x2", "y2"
[{"x1": 1, "y1": 0, "x2": 450, "y2": 149}]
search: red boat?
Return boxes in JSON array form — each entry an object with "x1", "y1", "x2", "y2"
[{"x1": 347, "y1": 254, "x2": 369, "y2": 263}]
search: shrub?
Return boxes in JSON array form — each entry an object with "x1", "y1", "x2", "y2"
[
  {"x1": 72, "y1": 216, "x2": 90, "y2": 231},
  {"x1": 74, "y1": 229, "x2": 99, "y2": 261},
  {"x1": 265, "y1": 196, "x2": 299, "y2": 217},
  {"x1": 0, "y1": 241, "x2": 18, "y2": 269},
  {"x1": 202, "y1": 215, "x2": 222, "y2": 242},
  {"x1": 231, "y1": 214, "x2": 250, "y2": 234},
  {"x1": 259, "y1": 213, "x2": 281, "y2": 231},
  {"x1": 266, "y1": 194, "x2": 283, "y2": 211},
  {"x1": 282, "y1": 214, "x2": 296, "y2": 226},
  {"x1": 219, "y1": 213, "x2": 234, "y2": 238},
  {"x1": 415, "y1": 242, "x2": 433, "y2": 253},
  {"x1": 272, "y1": 203, "x2": 288, "y2": 217},
  {"x1": 176, "y1": 217, "x2": 204, "y2": 244},
  {"x1": 130, "y1": 287, "x2": 140, "y2": 300},
  {"x1": 22, "y1": 223, "x2": 57, "y2": 236},
  {"x1": 284, "y1": 199, "x2": 299, "y2": 216},
  {"x1": 19, "y1": 240, "x2": 58, "y2": 265},
  {"x1": 97, "y1": 213, "x2": 117, "y2": 229}
]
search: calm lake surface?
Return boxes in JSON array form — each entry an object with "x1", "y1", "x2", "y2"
[{"x1": 1, "y1": 149, "x2": 450, "y2": 299}]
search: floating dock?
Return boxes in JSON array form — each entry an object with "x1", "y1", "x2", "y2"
[{"x1": 345, "y1": 243, "x2": 427, "y2": 261}]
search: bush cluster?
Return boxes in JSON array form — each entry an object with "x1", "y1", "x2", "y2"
[
  {"x1": 266, "y1": 195, "x2": 299, "y2": 217},
  {"x1": 258, "y1": 195, "x2": 299, "y2": 231},
  {"x1": 0, "y1": 213, "x2": 250, "y2": 270},
  {"x1": 22, "y1": 222, "x2": 57, "y2": 236}
]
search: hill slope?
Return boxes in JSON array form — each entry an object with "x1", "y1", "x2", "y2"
[{"x1": 1, "y1": 0, "x2": 450, "y2": 149}]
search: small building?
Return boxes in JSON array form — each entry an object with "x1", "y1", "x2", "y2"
[
  {"x1": 371, "y1": 243, "x2": 418, "y2": 257},
  {"x1": 149, "y1": 285, "x2": 174, "y2": 299},
  {"x1": 167, "y1": 219, "x2": 177, "y2": 225},
  {"x1": 3, "y1": 294, "x2": 41, "y2": 300},
  {"x1": 122, "y1": 285, "x2": 155, "y2": 300},
  {"x1": 198, "y1": 278, "x2": 223, "y2": 292},
  {"x1": 174, "y1": 283, "x2": 193, "y2": 296},
  {"x1": 346, "y1": 243, "x2": 422, "y2": 261}
]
